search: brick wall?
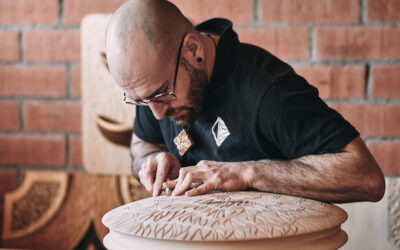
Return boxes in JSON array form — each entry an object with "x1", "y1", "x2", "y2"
[{"x1": 0, "y1": 0, "x2": 399, "y2": 203}]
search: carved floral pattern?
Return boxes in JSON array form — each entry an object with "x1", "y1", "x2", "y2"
[
  {"x1": 103, "y1": 191, "x2": 347, "y2": 241},
  {"x1": 11, "y1": 182, "x2": 60, "y2": 231}
]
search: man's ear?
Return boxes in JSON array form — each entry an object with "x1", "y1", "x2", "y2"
[{"x1": 182, "y1": 33, "x2": 204, "y2": 65}]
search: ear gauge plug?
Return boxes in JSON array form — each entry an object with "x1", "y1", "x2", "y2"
[{"x1": 197, "y1": 57, "x2": 203, "y2": 63}]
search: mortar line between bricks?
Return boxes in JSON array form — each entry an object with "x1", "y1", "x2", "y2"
[
  {"x1": 233, "y1": 21, "x2": 400, "y2": 29},
  {"x1": 361, "y1": 0, "x2": 367, "y2": 24},
  {"x1": 365, "y1": 64, "x2": 371, "y2": 100},
  {"x1": 0, "y1": 131, "x2": 80, "y2": 136},
  {"x1": 17, "y1": 167, "x2": 23, "y2": 186},
  {"x1": 288, "y1": 60, "x2": 400, "y2": 65},
  {"x1": 58, "y1": 0, "x2": 64, "y2": 26},
  {"x1": 65, "y1": 133, "x2": 72, "y2": 171},
  {"x1": 18, "y1": 99, "x2": 24, "y2": 132},
  {"x1": 66, "y1": 63, "x2": 72, "y2": 98},
  {"x1": 359, "y1": 0, "x2": 364, "y2": 24},
  {"x1": 0, "y1": 96, "x2": 81, "y2": 101},
  {"x1": 363, "y1": 138, "x2": 400, "y2": 142},
  {"x1": 308, "y1": 26, "x2": 314, "y2": 61},
  {"x1": 0, "y1": 26, "x2": 80, "y2": 31},
  {"x1": 253, "y1": 0, "x2": 260, "y2": 24},
  {"x1": 0, "y1": 62, "x2": 78, "y2": 66},
  {"x1": 19, "y1": 31, "x2": 23, "y2": 63},
  {"x1": 325, "y1": 99, "x2": 400, "y2": 104}
]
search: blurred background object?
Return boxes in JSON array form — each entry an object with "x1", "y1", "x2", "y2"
[{"x1": 0, "y1": 0, "x2": 399, "y2": 249}]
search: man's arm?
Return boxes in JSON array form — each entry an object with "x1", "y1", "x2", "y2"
[
  {"x1": 130, "y1": 133, "x2": 165, "y2": 177},
  {"x1": 131, "y1": 134, "x2": 182, "y2": 196},
  {"x1": 167, "y1": 137, "x2": 385, "y2": 203}
]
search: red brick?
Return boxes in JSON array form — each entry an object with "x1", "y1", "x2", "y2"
[
  {"x1": 24, "y1": 30, "x2": 80, "y2": 62},
  {"x1": 0, "y1": 135, "x2": 65, "y2": 166},
  {"x1": 70, "y1": 65, "x2": 81, "y2": 97},
  {"x1": 367, "y1": 141, "x2": 400, "y2": 176},
  {"x1": 69, "y1": 135, "x2": 82, "y2": 167},
  {"x1": 367, "y1": 0, "x2": 400, "y2": 21},
  {"x1": 237, "y1": 28, "x2": 309, "y2": 61},
  {"x1": 0, "y1": 66, "x2": 66, "y2": 97},
  {"x1": 314, "y1": 26, "x2": 400, "y2": 60},
  {"x1": 24, "y1": 101, "x2": 81, "y2": 132},
  {"x1": 0, "y1": 170, "x2": 18, "y2": 199},
  {"x1": 0, "y1": 32, "x2": 19, "y2": 62},
  {"x1": 0, "y1": 101, "x2": 19, "y2": 131},
  {"x1": 0, "y1": 0, "x2": 58, "y2": 25},
  {"x1": 371, "y1": 65, "x2": 400, "y2": 99},
  {"x1": 330, "y1": 103, "x2": 400, "y2": 137},
  {"x1": 170, "y1": 0, "x2": 254, "y2": 25},
  {"x1": 63, "y1": 0, "x2": 126, "y2": 25},
  {"x1": 294, "y1": 65, "x2": 365, "y2": 99},
  {"x1": 261, "y1": 0, "x2": 359, "y2": 24}
]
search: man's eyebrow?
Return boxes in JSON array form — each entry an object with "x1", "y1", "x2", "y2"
[{"x1": 146, "y1": 81, "x2": 169, "y2": 99}]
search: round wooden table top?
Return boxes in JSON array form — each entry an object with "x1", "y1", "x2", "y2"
[{"x1": 102, "y1": 191, "x2": 348, "y2": 250}]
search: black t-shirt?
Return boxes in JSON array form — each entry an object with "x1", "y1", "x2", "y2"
[{"x1": 133, "y1": 18, "x2": 359, "y2": 167}]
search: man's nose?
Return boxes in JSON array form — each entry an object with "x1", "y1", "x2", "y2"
[{"x1": 148, "y1": 102, "x2": 169, "y2": 120}]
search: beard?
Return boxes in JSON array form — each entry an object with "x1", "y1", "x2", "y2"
[{"x1": 166, "y1": 59, "x2": 208, "y2": 126}]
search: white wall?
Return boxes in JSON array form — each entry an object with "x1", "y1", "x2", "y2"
[{"x1": 338, "y1": 177, "x2": 399, "y2": 250}]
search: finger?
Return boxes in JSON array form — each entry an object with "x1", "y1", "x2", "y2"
[
  {"x1": 173, "y1": 171, "x2": 205, "y2": 196},
  {"x1": 140, "y1": 157, "x2": 157, "y2": 193},
  {"x1": 190, "y1": 181, "x2": 202, "y2": 189},
  {"x1": 174, "y1": 166, "x2": 194, "y2": 193},
  {"x1": 163, "y1": 179, "x2": 178, "y2": 189},
  {"x1": 185, "y1": 183, "x2": 211, "y2": 197},
  {"x1": 152, "y1": 158, "x2": 171, "y2": 197}
]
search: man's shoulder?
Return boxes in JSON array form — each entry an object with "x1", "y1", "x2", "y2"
[{"x1": 235, "y1": 42, "x2": 295, "y2": 79}]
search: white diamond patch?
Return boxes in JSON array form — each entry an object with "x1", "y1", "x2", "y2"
[{"x1": 211, "y1": 117, "x2": 230, "y2": 147}]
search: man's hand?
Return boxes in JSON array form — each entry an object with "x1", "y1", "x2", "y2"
[
  {"x1": 164, "y1": 160, "x2": 251, "y2": 197},
  {"x1": 138, "y1": 152, "x2": 181, "y2": 196}
]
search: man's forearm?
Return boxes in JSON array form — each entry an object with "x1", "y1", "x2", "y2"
[
  {"x1": 130, "y1": 134, "x2": 166, "y2": 178},
  {"x1": 245, "y1": 150, "x2": 384, "y2": 203}
]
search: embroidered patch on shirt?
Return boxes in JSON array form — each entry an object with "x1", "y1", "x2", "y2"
[{"x1": 212, "y1": 117, "x2": 230, "y2": 147}]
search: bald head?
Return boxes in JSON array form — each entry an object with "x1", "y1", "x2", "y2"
[{"x1": 106, "y1": 0, "x2": 194, "y2": 89}]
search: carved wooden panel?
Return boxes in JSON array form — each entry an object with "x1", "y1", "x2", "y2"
[
  {"x1": 82, "y1": 14, "x2": 135, "y2": 175},
  {"x1": 1, "y1": 171, "x2": 149, "y2": 249},
  {"x1": 2, "y1": 172, "x2": 68, "y2": 240},
  {"x1": 388, "y1": 178, "x2": 400, "y2": 247},
  {"x1": 103, "y1": 191, "x2": 348, "y2": 249}
]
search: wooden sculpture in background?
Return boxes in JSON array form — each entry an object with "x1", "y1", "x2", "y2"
[{"x1": 1, "y1": 171, "x2": 150, "y2": 249}]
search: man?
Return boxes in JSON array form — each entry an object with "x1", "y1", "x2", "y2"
[{"x1": 105, "y1": 0, "x2": 385, "y2": 202}]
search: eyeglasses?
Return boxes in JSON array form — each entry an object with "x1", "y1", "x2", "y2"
[{"x1": 122, "y1": 37, "x2": 185, "y2": 106}]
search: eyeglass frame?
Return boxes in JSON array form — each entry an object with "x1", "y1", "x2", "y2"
[{"x1": 122, "y1": 36, "x2": 185, "y2": 106}]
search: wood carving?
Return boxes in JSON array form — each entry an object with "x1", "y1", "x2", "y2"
[
  {"x1": 103, "y1": 191, "x2": 348, "y2": 249},
  {"x1": 2, "y1": 172, "x2": 68, "y2": 240},
  {"x1": 119, "y1": 175, "x2": 151, "y2": 204},
  {"x1": 388, "y1": 178, "x2": 400, "y2": 247},
  {"x1": 96, "y1": 115, "x2": 133, "y2": 147},
  {"x1": 82, "y1": 14, "x2": 135, "y2": 175},
  {"x1": 1, "y1": 171, "x2": 148, "y2": 249}
]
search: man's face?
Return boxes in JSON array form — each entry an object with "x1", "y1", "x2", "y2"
[
  {"x1": 164, "y1": 58, "x2": 207, "y2": 126},
  {"x1": 108, "y1": 33, "x2": 208, "y2": 126},
  {"x1": 121, "y1": 56, "x2": 208, "y2": 127}
]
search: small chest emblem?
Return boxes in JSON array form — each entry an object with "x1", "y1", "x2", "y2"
[{"x1": 211, "y1": 117, "x2": 230, "y2": 147}]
